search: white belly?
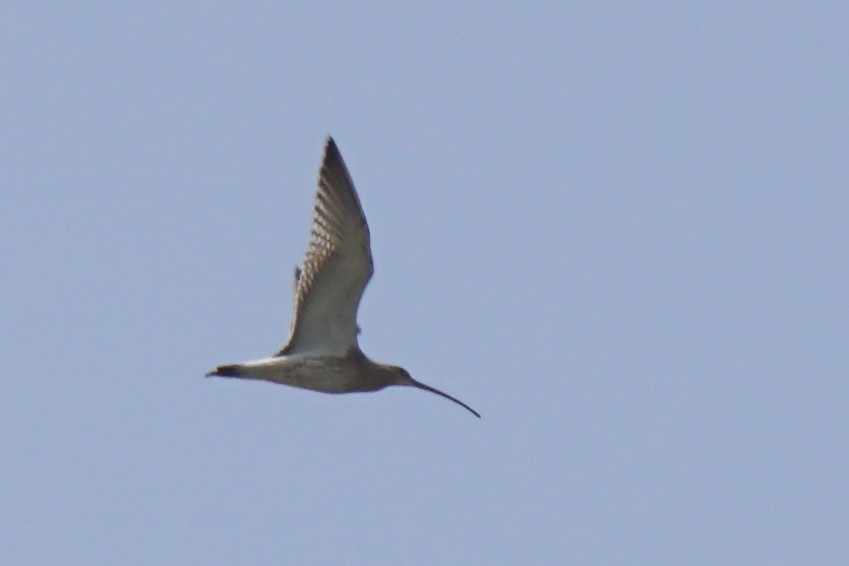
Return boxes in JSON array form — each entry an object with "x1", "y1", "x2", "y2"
[{"x1": 236, "y1": 355, "x2": 359, "y2": 393}]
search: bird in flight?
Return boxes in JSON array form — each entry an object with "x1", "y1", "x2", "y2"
[{"x1": 206, "y1": 137, "x2": 480, "y2": 417}]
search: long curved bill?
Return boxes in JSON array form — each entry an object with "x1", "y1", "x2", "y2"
[{"x1": 409, "y1": 378, "x2": 481, "y2": 418}]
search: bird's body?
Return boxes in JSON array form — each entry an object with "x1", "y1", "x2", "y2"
[
  {"x1": 210, "y1": 350, "x2": 391, "y2": 394},
  {"x1": 206, "y1": 137, "x2": 479, "y2": 418}
]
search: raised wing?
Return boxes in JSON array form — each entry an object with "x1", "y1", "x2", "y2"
[{"x1": 276, "y1": 137, "x2": 374, "y2": 356}]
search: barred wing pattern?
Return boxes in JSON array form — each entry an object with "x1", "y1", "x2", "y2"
[{"x1": 276, "y1": 138, "x2": 374, "y2": 357}]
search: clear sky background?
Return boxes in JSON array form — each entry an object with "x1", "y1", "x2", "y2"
[{"x1": 3, "y1": 3, "x2": 848, "y2": 564}]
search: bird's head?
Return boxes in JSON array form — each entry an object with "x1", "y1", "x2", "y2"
[{"x1": 386, "y1": 365, "x2": 480, "y2": 418}]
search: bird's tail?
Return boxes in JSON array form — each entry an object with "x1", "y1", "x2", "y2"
[{"x1": 205, "y1": 364, "x2": 242, "y2": 377}]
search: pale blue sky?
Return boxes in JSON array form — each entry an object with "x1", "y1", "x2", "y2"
[{"x1": 3, "y1": 3, "x2": 848, "y2": 564}]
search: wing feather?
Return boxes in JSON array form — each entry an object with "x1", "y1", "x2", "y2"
[{"x1": 276, "y1": 138, "x2": 373, "y2": 356}]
